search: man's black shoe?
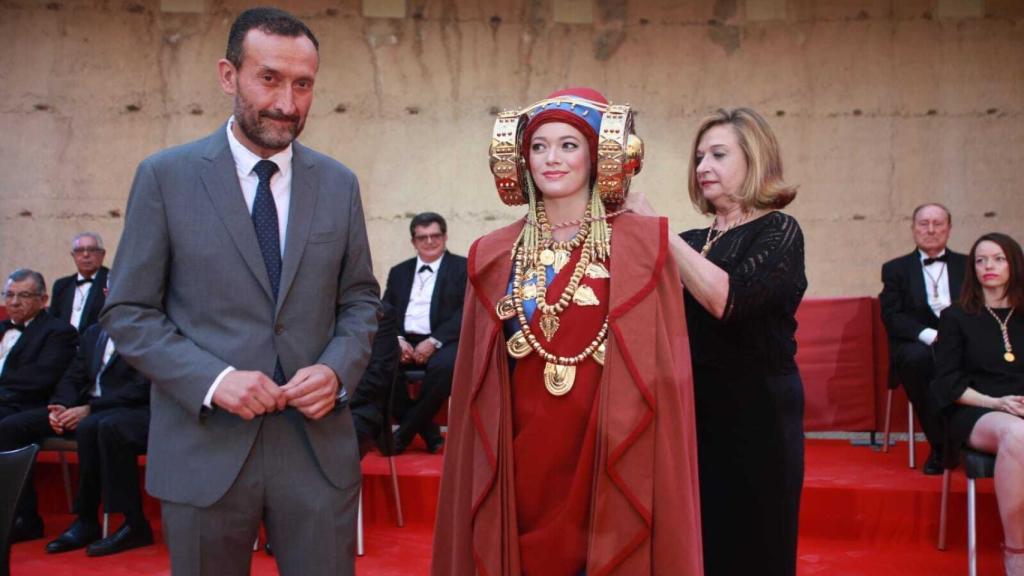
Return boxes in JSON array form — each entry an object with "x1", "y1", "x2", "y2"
[
  {"x1": 86, "y1": 522, "x2": 154, "y2": 557},
  {"x1": 391, "y1": 431, "x2": 408, "y2": 455},
  {"x1": 422, "y1": 424, "x2": 445, "y2": 454},
  {"x1": 426, "y1": 435, "x2": 445, "y2": 454},
  {"x1": 45, "y1": 518, "x2": 101, "y2": 553},
  {"x1": 10, "y1": 514, "x2": 44, "y2": 544},
  {"x1": 923, "y1": 451, "x2": 944, "y2": 476}
]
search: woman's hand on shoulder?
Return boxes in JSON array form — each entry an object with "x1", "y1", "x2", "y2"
[{"x1": 623, "y1": 190, "x2": 657, "y2": 217}]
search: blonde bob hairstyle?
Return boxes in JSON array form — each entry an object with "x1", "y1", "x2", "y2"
[{"x1": 687, "y1": 107, "x2": 797, "y2": 215}]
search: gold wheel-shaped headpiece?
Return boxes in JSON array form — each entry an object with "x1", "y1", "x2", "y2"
[{"x1": 488, "y1": 98, "x2": 644, "y2": 207}]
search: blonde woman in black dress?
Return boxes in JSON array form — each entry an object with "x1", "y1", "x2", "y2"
[
  {"x1": 934, "y1": 232, "x2": 1024, "y2": 576},
  {"x1": 628, "y1": 107, "x2": 806, "y2": 576}
]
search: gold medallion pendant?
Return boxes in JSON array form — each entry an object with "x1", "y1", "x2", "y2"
[
  {"x1": 1006, "y1": 352, "x2": 1016, "y2": 363},
  {"x1": 544, "y1": 363, "x2": 576, "y2": 396},
  {"x1": 496, "y1": 295, "x2": 516, "y2": 320},
  {"x1": 572, "y1": 285, "x2": 600, "y2": 306},
  {"x1": 539, "y1": 313, "x2": 560, "y2": 340},
  {"x1": 586, "y1": 262, "x2": 610, "y2": 279},
  {"x1": 552, "y1": 250, "x2": 571, "y2": 273},
  {"x1": 506, "y1": 330, "x2": 532, "y2": 359},
  {"x1": 538, "y1": 249, "x2": 556, "y2": 266}
]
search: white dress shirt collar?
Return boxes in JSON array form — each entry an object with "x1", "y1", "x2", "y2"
[{"x1": 226, "y1": 117, "x2": 293, "y2": 178}]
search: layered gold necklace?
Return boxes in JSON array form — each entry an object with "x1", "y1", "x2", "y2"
[{"x1": 496, "y1": 200, "x2": 610, "y2": 396}]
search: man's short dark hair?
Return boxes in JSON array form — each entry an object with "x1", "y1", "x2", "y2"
[
  {"x1": 410, "y1": 212, "x2": 448, "y2": 237},
  {"x1": 226, "y1": 7, "x2": 320, "y2": 70},
  {"x1": 7, "y1": 268, "x2": 46, "y2": 295}
]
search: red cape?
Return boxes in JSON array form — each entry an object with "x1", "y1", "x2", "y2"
[{"x1": 432, "y1": 214, "x2": 703, "y2": 576}]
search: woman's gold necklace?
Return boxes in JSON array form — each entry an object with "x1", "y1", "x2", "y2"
[
  {"x1": 700, "y1": 212, "x2": 750, "y2": 257},
  {"x1": 498, "y1": 202, "x2": 610, "y2": 397},
  {"x1": 985, "y1": 305, "x2": 1016, "y2": 363}
]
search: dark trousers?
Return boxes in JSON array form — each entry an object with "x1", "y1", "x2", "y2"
[
  {"x1": 892, "y1": 341, "x2": 945, "y2": 454},
  {"x1": 0, "y1": 405, "x2": 149, "y2": 524},
  {"x1": 75, "y1": 406, "x2": 149, "y2": 523},
  {"x1": 0, "y1": 404, "x2": 52, "y2": 520},
  {"x1": 394, "y1": 335, "x2": 457, "y2": 444}
]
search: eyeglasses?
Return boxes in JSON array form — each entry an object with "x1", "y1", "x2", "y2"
[
  {"x1": 413, "y1": 233, "x2": 445, "y2": 243},
  {"x1": 3, "y1": 291, "x2": 42, "y2": 301},
  {"x1": 72, "y1": 247, "x2": 105, "y2": 255}
]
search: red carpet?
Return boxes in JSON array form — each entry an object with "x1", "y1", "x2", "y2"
[{"x1": 10, "y1": 439, "x2": 1004, "y2": 575}]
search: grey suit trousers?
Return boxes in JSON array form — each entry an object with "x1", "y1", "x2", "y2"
[{"x1": 161, "y1": 409, "x2": 359, "y2": 576}]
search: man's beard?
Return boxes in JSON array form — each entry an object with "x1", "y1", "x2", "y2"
[{"x1": 234, "y1": 95, "x2": 305, "y2": 152}]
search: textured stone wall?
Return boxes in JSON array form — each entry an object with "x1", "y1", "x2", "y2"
[{"x1": 1, "y1": 0, "x2": 1021, "y2": 297}]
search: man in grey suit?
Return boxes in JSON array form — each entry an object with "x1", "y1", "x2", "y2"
[{"x1": 101, "y1": 8, "x2": 379, "y2": 575}]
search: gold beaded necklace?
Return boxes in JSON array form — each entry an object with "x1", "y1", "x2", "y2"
[
  {"x1": 507, "y1": 238, "x2": 609, "y2": 396},
  {"x1": 496, "y1": 201, "x2": 611, "y2": 396}
]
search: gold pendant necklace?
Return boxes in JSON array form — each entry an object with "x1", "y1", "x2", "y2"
[
  {"x1": 700, "y1": 212, "x2": 749, "y2": 257},
  {"x1": 985, "y1": 305, "x2": 1016, "y2": 363}
]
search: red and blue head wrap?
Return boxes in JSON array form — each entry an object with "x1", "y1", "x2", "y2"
[{"x1": 521, "y1": 87, "x2": 609, "y2": 171}]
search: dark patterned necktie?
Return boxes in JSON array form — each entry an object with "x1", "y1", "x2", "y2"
[
  {"x1": 252, "y1": 160, "x2": 286, "y2": 384},
  {"x1": 252, "y1": 160, "x2": 282, "y2": 300}
]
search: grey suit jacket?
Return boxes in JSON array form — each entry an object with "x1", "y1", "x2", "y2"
[{"x1": 101, "y1": 125, "x2": 380, "y2": 507}]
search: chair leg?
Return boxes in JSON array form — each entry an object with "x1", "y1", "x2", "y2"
[
  {"x1": 908, "y1": 401, "x2": 916, "y2": 469},
  {"x1": 938, "y1": 469, "x2": 950, "y2": 550},
  {"x1": 58, "y1": 451, "x2": 73, "y2": 513},
  {"x1": 968, "y1": 478, "x2": 977, "y2": 576},
  {"x1": 103, "y1": 512, "x2": 109, "y2": 538},
  {"x1": 356, "y1": 489, "x2": 365, "y2": 557},
  {"x1": 882, "y1": 389, "x2": 893, "y2": 453},
  {"x1": 388, "y1": 455, "x2": 404, "y2": 528}
]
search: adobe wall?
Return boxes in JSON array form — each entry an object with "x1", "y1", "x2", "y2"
[{"x1": 1, "y1": 0, "x2": 1021, "y2": 297}]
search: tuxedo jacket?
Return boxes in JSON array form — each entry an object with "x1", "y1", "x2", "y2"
[
  {"x1": 50, "y1": 323, "x2": 149, "y2": 412},
  {"x1": 880, "y1": 249, "x2": 967, "y2": 346},
  {"x1": 382, "y1": 251, "x2": 468, "y2": 346},
  {"x1": 0, "y1": 309, "x2": 79, "y2": 407},
  {"x1": 50, "y1": 266, "x2": 109, "y2": 333},
  {"x1": 101, "y1": 124, "x2": 380, "y2": 507}
]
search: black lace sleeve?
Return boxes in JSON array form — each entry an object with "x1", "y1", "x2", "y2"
[{"x1": 722, "y1": 212, "x2": 807, "y2": 322}]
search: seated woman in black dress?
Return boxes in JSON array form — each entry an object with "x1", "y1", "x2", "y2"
[
  {"x1": 934, "y1": 232, "x2": 1024, "y2": 576},
  {"x1": 627, "y1": 107, "x2": 806, "y2": 576}
]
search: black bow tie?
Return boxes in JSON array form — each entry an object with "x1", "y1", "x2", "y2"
[
  {"x1": 418, "y1": 264, "x2": 433, "y2": 274},
  {"x1": 76, "y1": 277, "x2": 93, "y2": 286},
  {"x1": 8, "y1": 323, "x2": 26, "y2": 333},
  {"x1": 923, "y1": 254, "x2": 948, "y2": 266}
]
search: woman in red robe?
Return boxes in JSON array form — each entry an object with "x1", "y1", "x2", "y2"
[{"x1": 432, "y1": 87, "x2": 703, "y2": 576}]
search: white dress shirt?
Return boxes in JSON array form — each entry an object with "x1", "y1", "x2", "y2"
[
  {"x1": 205, "y1": 118, "x2": 296, "y2": 408},
  {"x1": 91, "y1": 337, "x2": 117, "y2": 398},
  {"x1": 404, "y1": 255, "x2": 444, "y2": 337},
  {"x1": 918, "y1": 249, "x2": 951, "y2": 346},
  {"x1": 0, "y1": 316, "x2": 32, "y2": 375},
  {"x1": 70, "y1": 273, "x2": 97, "y2": 330}
]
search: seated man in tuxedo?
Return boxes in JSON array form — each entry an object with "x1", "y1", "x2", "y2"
[
  {"x1": 350, "y1": 302, "x2": 400, "y2": 458},
  {"x1": 50, "y1": 232, "x2": 109, "y2": 334},
  {"x1": 880, "y1": 203, "x2": 966, "y2": 474},
  {"x1": 0, "y1": 268, "x2": 78, "y2": 541},
  {"x1": 0, "y1": 320, "x2": 153, "y2": 556},
  {"x1": 383, "y1": 213, "x2": 467, "y2": 454}
]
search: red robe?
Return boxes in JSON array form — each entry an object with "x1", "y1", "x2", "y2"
[{"x1": 432, "y1": 214, "x2": 703, "y2": 576}]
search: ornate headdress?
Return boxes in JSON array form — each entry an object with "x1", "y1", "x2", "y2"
[
  {"x1": 489, "y1": 87, "x2": 644, "y2": 209},
  {"x1": 489, "y1": 88, "x2": 644, "y2": 266},
  {"x1": 490, "y1": 88, "x2": 644, "y2": 397}
]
